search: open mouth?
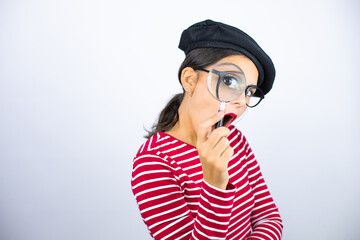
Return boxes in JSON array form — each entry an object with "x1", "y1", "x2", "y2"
[
  {"x1": 213, "y1": 113, "x2": 237, "y2": 130},
  {"x1": 223, "y1": 113, "x2": 237, "y2": 127}
]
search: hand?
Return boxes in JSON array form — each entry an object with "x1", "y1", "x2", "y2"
[{"x1": 196, "y1": 111, "x2": 234, "y2": 190}]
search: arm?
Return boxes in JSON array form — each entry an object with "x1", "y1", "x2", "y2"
[
  {"x1": 244, "y1": 142, "x2": 283, "y2": 240},
  {"x1": 131, "y1": 153, "x2": 237, "y2": 240}
]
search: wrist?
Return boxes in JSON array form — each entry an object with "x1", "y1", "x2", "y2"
[{"x1": 203, "y1": 177, "x2": 228, "y2": 190}]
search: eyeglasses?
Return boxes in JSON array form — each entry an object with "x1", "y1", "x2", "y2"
[{"x1": 195, "y1": 67, "x2": 264, "y2": 108}]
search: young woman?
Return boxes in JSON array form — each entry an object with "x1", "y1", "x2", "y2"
[{"x1": 131, "y1": 20, "x2": 283, "y2": 240}]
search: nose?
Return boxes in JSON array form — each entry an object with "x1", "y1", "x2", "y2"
[{"x1": 229, "y1": 92, "x2": 248, "y2": 108}]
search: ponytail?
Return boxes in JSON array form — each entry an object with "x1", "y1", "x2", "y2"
[{"x1": 145, "y1": 93, "x2": 184, "y2": 139}]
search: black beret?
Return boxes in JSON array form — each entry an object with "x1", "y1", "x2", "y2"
[{"x1": 178, "y1": 19, "x2": 275, "y2": 96}]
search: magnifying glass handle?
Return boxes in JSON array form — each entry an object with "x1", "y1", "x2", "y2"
[{"x1": 215, "y1": 101, "x2": 226, "y2": 128}]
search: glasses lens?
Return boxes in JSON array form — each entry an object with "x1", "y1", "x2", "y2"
[
  {"x1": 246, "y1": 86, "x2": 264, "y2": 107},
  {"x1": 207, "y1": 63, "x2": 246, "y2": 102},
  {"x1": 247, "y1": 96, "x2": 261, "y2": 107}
]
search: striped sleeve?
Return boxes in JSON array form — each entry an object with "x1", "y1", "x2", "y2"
[
  {"x1": 131, "y1": 152, "x2": 237, "y2": 240},
  {"x1": 244, "y1": 141, "x2": 283, "y2": 240}
]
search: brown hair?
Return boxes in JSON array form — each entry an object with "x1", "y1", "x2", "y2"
[{"x1": 145, "y1": 48, "x2": 242, "y2": 138}]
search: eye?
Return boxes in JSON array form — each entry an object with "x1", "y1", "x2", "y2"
[
  {"x1": 222, "y1": 75, "x2": 240, "y2": 89},
  {"x1": 246, "y1": 86, "x2": 256, "y2": 97}
]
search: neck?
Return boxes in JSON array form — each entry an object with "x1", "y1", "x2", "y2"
[{"x1": 165, "y1": 95, "x2": 197, "y2": 147}]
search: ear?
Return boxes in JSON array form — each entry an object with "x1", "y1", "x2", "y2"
[{"x1": 180, "y1": 67, "x2": 198, "y2": 93}]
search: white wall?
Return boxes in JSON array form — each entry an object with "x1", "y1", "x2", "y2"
[{"x1": 0, "y1": 0, "x2": 359, "y2": 239}]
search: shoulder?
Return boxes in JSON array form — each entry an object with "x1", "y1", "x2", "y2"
[
  {"x1": 132, "y1": 132, "x2": 176, "y2": 169},
  {"x1": 134, "y1": 132, "x2": 175, "y2": 157},
  {"x1": 131, "y1": 133, "x2": 181, "y2": 187},
  {"x1": 227, "y1": 125, "x2": 248, "y2": 147},
  {"x1": 227, "y1": 125, "x2": 255, "y2": 162}
]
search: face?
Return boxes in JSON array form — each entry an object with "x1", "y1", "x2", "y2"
[{"x1": 185, "y1": 55, "x2": 259, "y2": 131}]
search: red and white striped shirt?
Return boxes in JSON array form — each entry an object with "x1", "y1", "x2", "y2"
[{"x1": 131, "y1": 125, "x2": 283, "y2": 239}]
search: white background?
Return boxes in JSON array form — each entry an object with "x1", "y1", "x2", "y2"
[{"x1": 1, "y1": 0, "x2": 359, "y2": 239}]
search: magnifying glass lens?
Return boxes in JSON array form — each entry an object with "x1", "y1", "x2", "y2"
[{"x1": 207, "y1": 63, "x2": 246, "y2": 102}]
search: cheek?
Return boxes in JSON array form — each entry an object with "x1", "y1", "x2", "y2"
[{"x1": 190, "y1": 85, "x2": 220, "y2": 126}]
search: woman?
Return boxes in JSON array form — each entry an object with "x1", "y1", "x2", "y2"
[{"x1": 131, "y1": 20, "x2": 283, "y2": 240}]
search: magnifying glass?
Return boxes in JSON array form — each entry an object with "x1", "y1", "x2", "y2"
[{"x1": 199, "y1": 62, "x2": 247, "y2": 128}]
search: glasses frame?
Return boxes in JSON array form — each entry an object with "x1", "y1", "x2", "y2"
[
  {"x1": 245, "y1": 85, "x2": 264, "y2": 108},
  {"x1": 195, "y1": 67, "x2": 265, "y2": 108}
]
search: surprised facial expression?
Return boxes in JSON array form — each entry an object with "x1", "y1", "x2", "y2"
[{"x1": 188, "y1": 55, "x2": 259, "y2": 131}]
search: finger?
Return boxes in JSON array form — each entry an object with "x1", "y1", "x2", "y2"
[
  {"x1": 220, "y1": 145, "x2": 234, "y2": 161},
  {"x1": 198, "y1": 127, "x2": 229, "y2": 155},
  {"x1": 197, "y1": 111, "x2": 225, "y2": 143},
  {"x1": 212, "y1": 136, "x2": 230, "y2": 154},
  {"x1": 207, "y1": 127, "x2": 230, "y2": 146}
]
